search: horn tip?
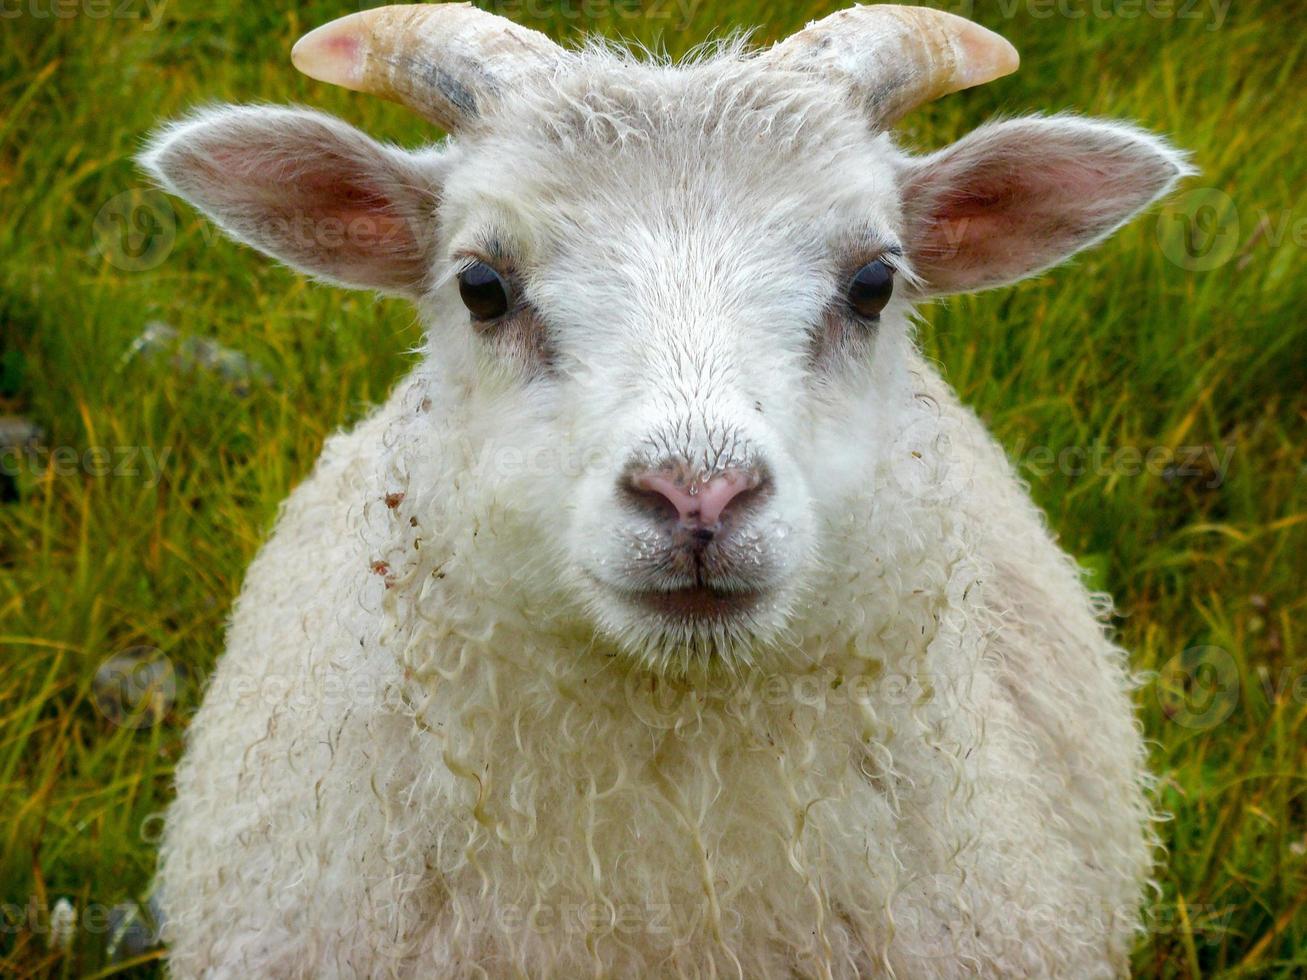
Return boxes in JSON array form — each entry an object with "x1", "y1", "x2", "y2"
[
  {"x1": 956, "y1": 21, "x2": 1020, "y2": 88},
  {"x1": 292, "y1": 14, "x2": 368, "y2": 90}
]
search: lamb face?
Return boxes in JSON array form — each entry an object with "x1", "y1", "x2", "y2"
[
  {"x1": 142, "y1": 3, "x2": 1189, "y2": 674},
  {"x1": 432, "y1": 63, "x2": 913, "y2": 667}
]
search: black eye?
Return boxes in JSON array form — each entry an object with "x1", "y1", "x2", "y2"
[
  {"x1": 846, "y1": 259, "x2": 894, "y2": 319},
  {"x1": 457, "y1": 261, "x2": 510, "y2": 320}
]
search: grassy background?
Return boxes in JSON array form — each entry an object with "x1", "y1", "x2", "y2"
[{"x1": 0, "y1": 0, "x2": 1302, "y2": 976}]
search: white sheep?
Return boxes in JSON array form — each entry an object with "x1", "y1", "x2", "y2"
[{"x1": 142, "y1": 4, "x2": 1189, "y2": 976}]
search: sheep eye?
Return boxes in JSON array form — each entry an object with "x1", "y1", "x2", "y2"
[
  {"x1": 847, "y1": 259, "x2": 894, "y2": 319},
  {"x1": 457, "y1": 261, "x2": 510, "y2": 320}
]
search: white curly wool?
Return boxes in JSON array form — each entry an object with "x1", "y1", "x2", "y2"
[{"x1": 144, "y1": 35, "x2": 1186, "y2": 980}]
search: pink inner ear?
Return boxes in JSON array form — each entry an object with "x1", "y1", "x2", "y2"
[
  {"x1": 923, "y1": 166, "x2": 1090, "y2": 276},
  {"x1": 902, "y1": 121, "x2": 1180, "y2": 294},
  {"x1": 192, "y1": 140, "x2": 425, "y2": 289},
  {"x1": 203, "y1": 143, "x2": 392, "y2": 212}
]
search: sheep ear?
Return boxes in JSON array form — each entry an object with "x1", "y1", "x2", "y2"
[
  {"x1": 140, "y1": 105, "x2": 443, "y2": 298},
  {"x1": 897, "y1": 116, "x2": 1192, "y2": 295}
]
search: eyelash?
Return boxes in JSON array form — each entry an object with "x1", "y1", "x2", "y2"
[{"x1": 845, "y1": 247, "x2": 902, "y2": 275}]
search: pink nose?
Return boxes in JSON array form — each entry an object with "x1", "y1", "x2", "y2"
[{"x1": 628, "y1": 466, "x2": 765, "y2": 528}]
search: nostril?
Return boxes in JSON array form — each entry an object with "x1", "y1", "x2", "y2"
[
  {"x1": 620, "y1": 471, "x2": 688, "y2": 524},
  {"x1": 723, "y1": 467, "x2": 772, "y2": 519},
  {"x1": 694, "y1": 467, "x2": 766, "y2": 526}
]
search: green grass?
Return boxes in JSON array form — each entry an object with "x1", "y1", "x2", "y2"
[{"x1": 0, "y1": 1, "x2": 1303, "y2": 976}]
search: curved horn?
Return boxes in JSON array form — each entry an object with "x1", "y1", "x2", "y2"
[
  {"x1": 291, "y1": 3, "x2": 562, "y2": 131},
  {"x1": 764, "y1": 4, "x2": 1018, "y2": 127}
]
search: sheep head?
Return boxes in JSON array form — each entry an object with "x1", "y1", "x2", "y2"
[{"x1": 142, "y1": 3, "x2": 1187, "y2": 674}]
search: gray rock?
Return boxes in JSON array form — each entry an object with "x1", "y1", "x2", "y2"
[
  {"x1": 0, "y1": 415, "x2": 43, "y2": 450},
  {"x1": 121, "y1": 321, "x2": 273, "y2": 395}
]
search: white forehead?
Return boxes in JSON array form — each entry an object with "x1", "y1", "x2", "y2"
[{"x1": 438, "y1": 50, "x2": 903, "y2": 284}]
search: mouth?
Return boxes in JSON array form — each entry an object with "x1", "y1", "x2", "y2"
[
  {"x1": 615, "y1": 583, "x2": 766, "y2": 620},
  {"x1": 580, "y1": 567, "x2": 790, "y2": 667}
]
